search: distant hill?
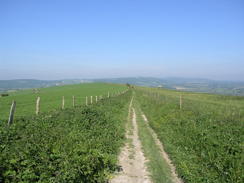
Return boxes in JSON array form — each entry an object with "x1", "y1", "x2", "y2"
[
  {"x1": 1, "y1": 77, "x2": 244, "y2": 96},
  {"x1": 93, "y1": 77, "x2": 244, "y2": 96},
  {"x1": 0, "y1": 79, "x2": 90, "y2": 93}
]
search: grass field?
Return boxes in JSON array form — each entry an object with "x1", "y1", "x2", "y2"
[
  {"x1": 0, "y1": 83, "x2": 127, "y2": 121},
  {"x1": 1, "y1": 82, "x2": 243, "y2": 182},
  {"x1": 135, "y1": 86, "x2": 244, "y2": 183},
  {"x1": 0, "y1": 89, "x2": 131, "y2": 182}
]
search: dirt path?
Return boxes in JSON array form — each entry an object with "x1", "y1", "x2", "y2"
[
  {"x1": 110, "y1": 98, "x2": 152, "y2": 183},
  {"x1": 141, "y1": 113, "x2": 183, "y2": 183}
]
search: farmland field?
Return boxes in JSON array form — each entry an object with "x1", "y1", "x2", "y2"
[
  {"x1": 135, "y1": 86, "x2": 244, "y2": 183},
  {"x1": 0, "y1": 83, "x2": 243, "y2": 183},
  {"x1": 0, "y1": 87, "x2": 131, "y2": 182},
  {"x1": 0, "y1": 83, "x2": 127, "y2": 121}
]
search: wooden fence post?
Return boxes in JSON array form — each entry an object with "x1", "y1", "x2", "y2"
[
  {"x1": 86, "y1": 96, "x2": 88, "y2": 106},
  {"x1": 36, "y1": 97, "x2": 40, "y2": 115},
  {"x1": 180, "y1": 94, "x2": 182, "y2": 110},
  {"x1": 8, "y1": 101, "x2": 16, "y2": 126},
  {"x1": 96, "y1": 96, "x2": 98, "y2": 103},
  {"x1": 72, "y1": 96, "x2": 75, "y2": 107},
  {"x1": 91, "y1": 96, "x2": 93, "y2": 104},
  {"x1": 62, "y1": 96, "x2": 65, "y2": 109}
]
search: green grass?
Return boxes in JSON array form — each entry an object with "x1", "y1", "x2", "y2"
[
  {"x1": 2, "y1": 83, "x2": 243, "y2": 182},
  {"x1": 0, "y1": 90, "x2": 131, "y2": 182},
  {"x1": 135, "y1": 86, "x2": 244, "y2": 183},
  {"x1": 0, "y1": 83, "x2": 127, "y2": 121},
  {"x1": 133, "y1": 96, "x2": 173, "y2": 183}
]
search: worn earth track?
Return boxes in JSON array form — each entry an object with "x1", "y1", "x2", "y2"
[
  {"x1": 110, "y1": 97, "x2": 152, "y2": 183},
  {"x1": 141, "y1": 113, "x2": 183, "y2": 183},
  {"x1": 111, "y1": 96, "x2": 183, "y2": 183}
]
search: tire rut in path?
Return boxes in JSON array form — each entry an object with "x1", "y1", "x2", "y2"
[{"x1": 110, "y1": 98, "x2": 152, "y2": 183}]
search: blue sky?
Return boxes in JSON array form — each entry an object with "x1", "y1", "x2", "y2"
[{"x1": 0, "y1": 0, "x2": 243, "y2": 80}]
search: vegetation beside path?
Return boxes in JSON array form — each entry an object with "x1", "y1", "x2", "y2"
[
  {"x1": 135, "y1": 87, "x2": 244, "y2": 183},
  {"x1": 1, "y1": 83, "x2": 243, "y2": 183},
  {"x1": 0, "y1": 90, "x2": 131, "y2": 182}
]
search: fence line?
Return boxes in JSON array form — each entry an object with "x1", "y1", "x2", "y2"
[
  {"x1": 5, "y1": 89, "x2": 129, "y2": 125},
  {"x1": 180, "y1": 94, "x2": 182, "y2": 110},
  {"x1": 8, "y1": 101, "x2": 16, "y2": 126},
  {"x1": 62, "y1": 96, "x2": 65, "y2": 109},
  {"x1": 139, "y1": 89, "x2": 244, "y2": 115},
  {"x1": 36, "y1": 97, "x2": 40, "y2": 115},
  {"x1": 73, "y1": 96, "x2": 75, "y2": 107}
]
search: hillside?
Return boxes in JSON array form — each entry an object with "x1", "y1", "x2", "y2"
[
  {"x1": 0, "y1": 84, "x2": 243, "y2": 182},
  {"x1": 0, "y1": 83, "x2": 126, "y2": 120},
  {"x1": 1, "y1": 78, "x2": 244, "y2": 96},
  {"x1": 0, "y1": 88, "x2": 131, "y2": 182},
  {"x1": 0, "y1": 79, "x2": 90, "y2": 92},
  {"x1": 94, "y1": 77, "x2": 244, "y2": 96},
  {"x1": 133, "y1": 86, "x2": 243, "y2": 182}
]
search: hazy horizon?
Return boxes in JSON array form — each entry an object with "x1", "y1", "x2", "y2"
[
  {"x1": 1, "y1": 76, "x2": 244, "y2": 83},
  {"x1": 1, "y1": 0, "x2": 244, "y2": 81}
]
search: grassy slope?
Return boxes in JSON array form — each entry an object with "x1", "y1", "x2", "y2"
[
  {"x1": 0, "y1": 83, "x2": 127, "y2": 120},
  {"x1": 135, "y1": 86, "x2": 244, "y2": 183},
  {"x1": 0, "y1": 90, "x2": 131, "y2": 182}
]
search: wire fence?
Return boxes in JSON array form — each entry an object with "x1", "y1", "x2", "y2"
[
  {"x1": 1, "y1": 89, "x2": 129, "y2": 125},
  {"x1": 136, "y1": 87, "x2": 243, "y2": 123}
]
